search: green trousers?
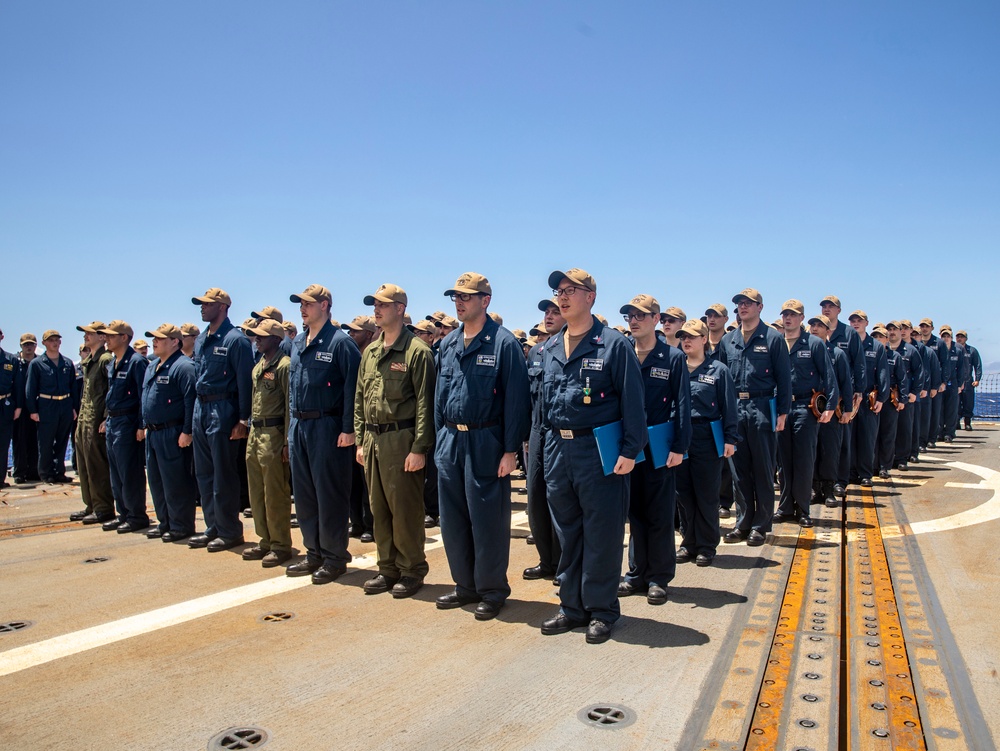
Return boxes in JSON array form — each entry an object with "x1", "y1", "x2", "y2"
[
  {"x1": 75, "y1": 421, "x2": 114, "y2": 516},
  {"x1": 246, "y1": 426, "x2": 292, "y2": 553},
  {"x1": 364, "y1": 429, "x2": 428, "y2": 579}
]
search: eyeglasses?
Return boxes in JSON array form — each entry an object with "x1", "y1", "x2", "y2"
[
  {"x1": 662, "y1": 316, "x2": 681, "y2": 324},
  {"x1": 623, "y1": 312, "x2": 651, "y2": 322},
  {"x1": 552, "y1": 285, "x2": 591, "y2": 298},
  {"x1": 449, "y1": 293, "x2": 484, "y2": 302}
]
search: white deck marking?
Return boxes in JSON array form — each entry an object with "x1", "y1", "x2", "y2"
[
  {"x1": 883, "y1": 461, "x2": 1000, "y2": 538},
  {"x1": 0, "y1": 512, "x2": 527, "y2": 677}
]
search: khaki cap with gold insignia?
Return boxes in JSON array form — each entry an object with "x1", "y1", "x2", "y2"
[
  {"x1": 529, "y1": 323, "x2": 546, "y2": 336},
  {"x1": 548, "y1": 268, "x2": 597, "y2": 294},
  {"x1": 820, "y1": 294, "x2": 842, "y2": 308},
  {"x1": 251, "y1": 306, "x2": 284, "y2": 323},
  {"x1": 246, "y1": 319, "x2": 286, "y2": 339},
  {"x1": 620, "y1": 294, "x2": 661, "y2": 317},
  {"x1": 677, "y1": 319, "x2": 709, "y2": 338},
  {"x1": 426, "y1": 311, "x2": 447, "y2": 322},
  {"x1": 99, "y1": 320, "x2": 134, "y2": 338},
  {"x1": 872, "y1": 326, "x2": 888, "y2": 336},
  {"x1": 42, "y1": 329, "x2": 62, "y2": 341},
  {"x1": 848, "y1": 310, "x2": 869, "y2": 322},
  {"x1": 76, "y1": 321, "x2": 107, "y2": 333},
  {"x1": 281, "y1": 321, "x2": 297, "y2": 334},
  {"x1": 437, "y1": 315, "x2": 459, "y2": 329},
  {"x1": 886, "y1": 320, "x2": 902, "y2": 330},
  {"x1": 20, "y1": 332, "x2": 37, "y2": 344},
  {"x1": 145, "y1": 323, "x2": 183, "y2": 341},
  {"x1": 662, "y1": 306, "x2": 687, "y2": 322},
  {"x1": 732, "y1": 288, "x2": 763, "y2": 305},
  {"x1": 445, "y1": 272, "x2": 492, "y2": 297},
  {"x1": 407, "y1": 320, "x2": 436, "y2": 335},
  {"x1": 180, "y1": 323, "x2": 201, "y2": 337},
  {"x1": 364, "y1": 283, "x2": 408, "y2": 306},
  {"x1": 919, "y1": 317, "x2": 934, "y2": 327},
  {"x1": 808, "y1": 314, "x2": 832, "y2": 329},
  {"x1": 341, "y1": 315, "x2": 377, "y2": 333},
  {"x1": 900, "y1": 319, "x2": 913, "y2": 329},
  {"x1": 537, "y1": 298, "x2": 559, "y2": 312},
  {"x1": 705, "y1": 303, "x2": 729, "y2": 317},
  {"x1": 133, "y1": 340, "x2": 149, "y2": 349},
  {"x1": 192, "y1": 288, "x2": 232, "y2": 306},
  {"x1": 939, "y1": 325, "x2": 953, "y2": 334},
  {"x1": 290, "y1": 284, "x2": 332, "y2": 304},
  {"x1": 781, "y1": 299, "x2": 805, "y2": 315}
]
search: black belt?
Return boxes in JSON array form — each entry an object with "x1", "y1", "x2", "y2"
[
  {"x1": 790, "y1": 392, "x2": 814, "y2": 402},
  {"x1": 366, "y1": 418, "x2": 416, "y2": 435},
  {"x1": 146, "y1": 418, "x2": 184, "y2": 432},
  {"x1": 293, "y1": 409, "x2": 342, "y2": 420},
  {"x1": 107, "y1": 408, "x2": 140, "y2": 418},
  {"x1": 691, "y1": 417, "x2": 713, "y2": 425},
  {"x1": 447, "y1": 420, "x2": 499, "y2": 432},
  {"x1": 198, "y1": 392, "x2": 235, "y2": 403},
  {"x1": 737, "y1": 389, "x2": 774, "y2": 400},
  {"x1": 250, "y1": 416, "x2": 285, "y2": 428}
]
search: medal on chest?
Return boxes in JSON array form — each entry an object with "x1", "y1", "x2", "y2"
[{"x1": 583, "y1": 376, "x2": 592, "y2": 405}]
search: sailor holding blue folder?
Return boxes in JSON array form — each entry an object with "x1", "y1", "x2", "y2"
[
  {"x1": 539, "y1": 269, "x2": 645, "y2": 644},
  {"x1": 675, "y1": 319, "x2": 737, "y2": 565},
  {"x1": 617, "y1": 294, "x2": 690, "y2": 606}
]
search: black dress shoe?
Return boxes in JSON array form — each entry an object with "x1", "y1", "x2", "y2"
[
  {"x1": 102, "y1": 519, "x2": 122, "y2": 532},
  {"x1": 695, "y1": 553, "x2": 714, "y2": 567},
  {"x1": 69, "y1": 510, "x2": 89, "y2": 521},
  {"x1": 286, "y1": 560, "x2": 321, "y2": 576},
  {"x1": 860, "y1": 479, "x2": 873, "y2": 488},
  {"x1": 242, "y1": 545, "x2": 267, "y2": 561},
  {"x1": 146, "y1": 527, "x2": 164, "y2": 539},
  {"x1": 771, "y1": 513, "x2": 796, "y2": 524},
  {"x1": 724, "y1": 528, "x2": 750, "y2": 544},
  {"x1": 586, "y1": 619, "x2": 612, "y2": 644},
  {"x1": 391, "y1": 576, "x2": 424, "y2": 599},
  {"x1": 825, "y1": 496, "x2": 838, "y2": 508},
  {"x1": 799, "y1": 515, "x2": 814, "y2": 528},
  {"x1": 646, "y1": 585, "x2": 668, "y2": 605},
  {"x1": 541, "y1": 613, "x2": 588, "y2": 635},
  {"x1": 82, "y1": 511, "x2": 115, "y2": 525},
  {"x1": 746, "y1": 530, "x2": 766, "y2": 547},
  {"x1": 833, "y1": 484, "x2": 846, "y2": 498},
  {"x1": 522, "y1": 565, "x2": 556, "y2": 580},
  {"x1": 526, "y1": 534, "x2": 535, "y2": 545},
  {"x1": 359, "y1": 531, "x2": 374, "y2": 543},
  {"x1": 617, "y1": 581, "x2": 644, "y2": 597},
  {"x1": 187, "y1": 533, "x2": 214, "y2": 548},
  {"x1": 898, "y1": 462, "x2": 908, "y2": 472},
  {"x1": 311, "y1": 564, "x2": 346, "y2": 585},
  {"x1": 944, "y1": 435, "x2": 953, "y2": 443},
  {"x1": 261, "y1": 550, "x2": 292, "y2": 567},
  {"x1": 718, "y1": 507, "x2": 732, "y2": 519},
  {"x1": 675, "y1": 547, "x2": 693, "y2": 563},
  {"x1": 290, "y1": 515, "x2": 299, "y2": 529},
  {"x1": 162, "y1": 531, "x2": 190, "y2": 543},
  {"x1": 118, "y1": 521, "x2": 149, "y2": 534},
  {"x1": 363, "y1": 573, "x2": 399, "y2": 594},
  {"x1": 878, "y1": 469, "x2": 890, "y2": 480},
  {"x1": 474, "y1": 601, "x2": 502, "y2": 621},
  {"x1": 423, "y1": 515, "x2": 438, "y2": 529},
  {"x1": 242, "y1": 508, "x2": 253, "y2": 518},
  {"x1": 436, "y1": 591, "x2": 481, "y2": 610},
  {"x1": 207, "y1": 537, "x2": 244, "y2": 552}
]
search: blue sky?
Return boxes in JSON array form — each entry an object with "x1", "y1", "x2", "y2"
[{"x1": 2, "y1": 2, "x2": 998, "y2": 367}]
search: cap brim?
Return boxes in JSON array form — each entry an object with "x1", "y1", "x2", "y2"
[
  {"x1": 538, "y1": 299, "x2": 557, "y2": 312},
  {"x1": 192, "y1": 296, "x2": 214, "y2": 305},
  {"x1": 619, "y1": 304, "x2": 652, "y2": 315},
  {"x1": 732, "y1": 294, "x2": 756, "y2": 304},
  {"x1": 443, "y1": 287, "x2": 482, "y2": 297}
]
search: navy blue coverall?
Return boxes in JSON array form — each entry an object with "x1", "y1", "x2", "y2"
[
  {"x1": 816, "y1": 344, "x2": 853, "y2": 498},
  {"x1": 288, "y1": 321, "x2": 360, "y2": 569},
  {"x1": 0, "y1": 348, "x2": 23, "y2": 483},
  {"x1": 877, "y1": 347, "x2": 909, "y2": 472},
  {"x1": 142, "y1": 350, "x2": 197, "y2": 536},
  {"x1": 105, "y1": 346, "x2": 149, "y2": 526},
  {"x1": 960, "y1": 344, "x2": 983, "y2": 425},
  {"x1": 852, "y1": 334, "x2": 890, "y2": 483},
  {"x1": 941, "y1": 342, "x2": 967, "y2": 441},
  {"x1": 918, "y1": 342, "x2": 941, "y2": 449},
  {"x1": 192, "y1": 318, "x2": 254, "y2": 541},
  {"x1": 907, "y1": 339, "x2": 930, "y2": 461},
  {"x1": 718, "y1": 322, "x2": 792, "y2": 536},
  {"x1": 829, "y1": 320, "x2": 866, "y2": 488},
  {"x1": 676, "y1": 358, "x2": 738, "y2": 558},
  {"x1": 776, "y1": 330, "x2": 837, "y2": 518},
  {"x1": 893, "y1": 341, "x2": 923, "y2": 465},
  {"x1": 435, "y1": 316, "x2": 529, "y2": 606},
  {"x1": 25, "y1": 353, "x2": 79, "y2": 481},
  {"x1": 624, "y1": 339, "x2": 691, "y2": 591},
  {"x1": 526, "y1": 339, "x2": 560, "y2": 576},
  {"x1": 926, "y1": 334, "x2": 946, "y2": 444},
  {"x1": 542, "y1": 317, "x2": 645, "y2": 624}
]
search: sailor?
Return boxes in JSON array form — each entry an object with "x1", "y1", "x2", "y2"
[
  {"x1": 873, "y1": 326, "x2": 908, "y2": 478},
  {"x1": 250, "y1": 305, "x2": 293, "y2": 357},
  {"x1": 538, "y1": 269, "x2": 644, "y2": 644},
  {"x1": 12, "y1": 333, "x2": 41, "y2": 483},
  {"x1": 71, "y1": 322, "x2": 115, "y2": 524},
  {"x1": 25, "y1": 330, "x2": 79, "y2": 484},
  {"x1": 0, "y1": 327, "x2": 23, "y2": 488},
  {"x1": 917, "y1": 318, "x2": 946, "y2": 447},
  {"x1": 718, "y1": 288, "x2": 792, "y2": 547},
  {"x1": 809, "y1": 315, "x2": 853, "y2": 507},
  {"x1": 848, "y1": 311, "x2": 889, "y2": 487},
  {"x1": 434, "y1": 272, "x2": 529, "y2": 621},
  {"x1": 772, "y1": 302, "x2": 836, "y2": 527},
  {"x1": 955, "y1": 331, "x2": 982, "y2": 430},
  {"x1": 141, "y1": 324, "x2": 198, "y2": 542},
  {"x1": 901, "y1": 321, "x2": 928, "y2": 463},
  {"x1": 889, "y1": 322, "x2": 923, "y2": 469},
  {"x1": 938, "y1": 326, "x2": 965, "y2": 443},
  {"x1": 659, "y1": 306, "x2": 686, "y2": 348}
]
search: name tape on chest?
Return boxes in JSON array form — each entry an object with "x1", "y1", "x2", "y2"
[
  {"x1": 753, "y1": 344, "x2": 768, "y2": 354},
  {"x1": 582, "y1": 357, "x2": 604, "y2": 371},
  {"x1": 315, "y1": 351, "x2": 333, "y2": 363},
  {"x1": 213, "y1": 346, "x2": 228, "y2": 357},
  {"x1": 866, "y1": 351, "x2": 877, "y2": 358},
  {"x1": 156, "y1": 375, "x2": 170, "y2": 385},
  {"x1": 698, "y1": 374, "x2": 717, "y2": 385},
  {"x1": 389, "y1": 361, "x2": 407, "y2": 372},
  {"x1": 476, "y1": 354, "x2": 496, "y2": 367},
  {"x1": 837, "y1": 342, "x2": 849, "y2": 350},
  {"x1": 797, "y1": 351, "x2": 812, "y2": 359},
  {"x1": 116, "y1": 371, "x2": 128, "y2": 379},
  {"x1": 650, "y1": 366, "x2": 670, "y2": 380}
]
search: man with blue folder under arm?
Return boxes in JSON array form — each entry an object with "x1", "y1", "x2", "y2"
[
  {"x1": 617, "y1": 294, "x2": 690, "y2": 606},
  {"x1": 539, "y1": 269, "x2": 645, "y2": 644}
]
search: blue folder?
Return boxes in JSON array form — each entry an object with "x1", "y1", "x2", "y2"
[
  {"x1": 593, "y1": 420, "x2": 645, "y2": 476},
  {"x1": 647, "y1": 422, "x2": 689, "y2": 468},
  {"x1": 769, "y1": 397, "x2": 777, "y2": 432},
  {"x1": 710, "y1": 420, "x2": 725, "y2": 458}
]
